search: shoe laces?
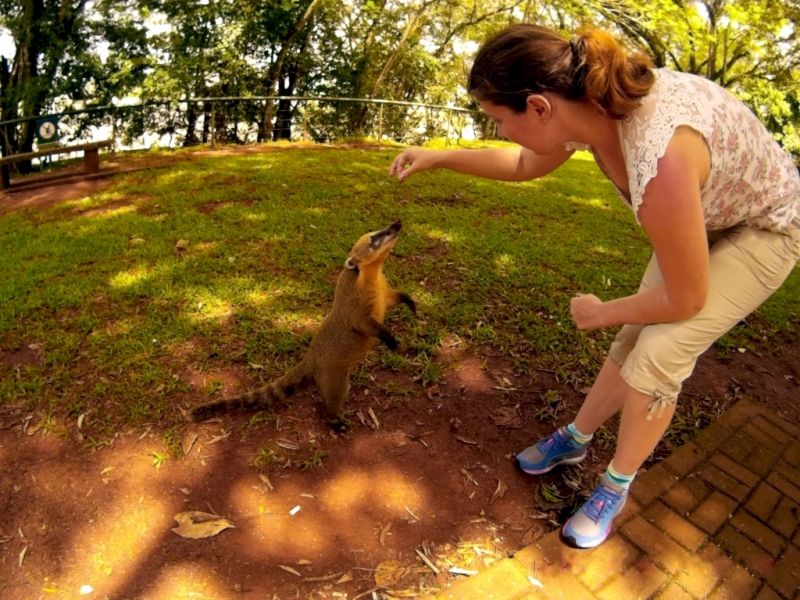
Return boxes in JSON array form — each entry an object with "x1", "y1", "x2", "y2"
[
  {"x1": 537, "y1": 430, "x2": 573, "y2": 454},
  {"x1": 583, "y1": 485, "x2": 623, "y2": 523}
]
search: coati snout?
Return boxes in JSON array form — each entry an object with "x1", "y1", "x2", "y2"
[{"x1": 188, "y1": 221, "x2": 416, "y2": 429}]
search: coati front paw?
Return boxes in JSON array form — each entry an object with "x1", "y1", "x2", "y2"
[{"x1": 399, "y1": 293, "x2": 417, "y2": 315}]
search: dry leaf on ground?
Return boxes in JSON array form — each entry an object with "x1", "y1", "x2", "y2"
[
  {"x1": 171, "y1": 511, "x2": 234, "y2": 538},
  {"x1": 375, "y1": 559, "x2": 410, "y2": 587},
  {"x1": 490, "y1": 406, "x2": 524, "y2": 428}
]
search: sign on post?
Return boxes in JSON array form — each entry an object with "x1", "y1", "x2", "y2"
[{"x1": 35, "y1": 116, "x2": 59, "y2": 146}]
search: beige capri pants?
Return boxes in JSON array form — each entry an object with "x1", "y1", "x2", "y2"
[{"x1": 608, "y1": 218, "x2": 800, "y2": 419}]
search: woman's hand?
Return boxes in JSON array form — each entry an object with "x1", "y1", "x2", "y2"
[
  {"x1": 389, "y1": 148, "x2": 439, "y2": 181},
  {"x1": 570, "y1": 293, "x2": 606, "y2": 330}
]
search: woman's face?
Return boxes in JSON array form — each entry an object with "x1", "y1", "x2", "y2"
[{"x1": 478, "y1": 97, "x2": 559, "y2": 154}]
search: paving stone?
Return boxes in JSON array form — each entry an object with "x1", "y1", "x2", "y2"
[
  {"x1": 664, "y1": 477, "x2": 712, "y2": 515},
  {"x1": 751, "y1": 415, "x2": 794, "y2": 445},
  {"x1": 434, "y1": 556, "x2": 534, "y2": 600},
  {"x1": 655, "y1": 581, "x2": 694, "y2": 600},
  {"x1": 514, "y1": 593, "x2": 545, "y2": 600},
  {"x1": 715, "y1": 524, "x2": 776, "y2": 578},
  {"x1": 745, "y1": 423, "x2": 788, "y2": 455},
  {"x1": 694, "y1": 423, "x2": 730, "y2": 454},
  {"x1": 674, "y1": 542, "x2": 734, "y2": 598},
  {"x1": 620, "y1": 516, "x2": 694, "y2": 574},
  {"x1": 512, "y1": 537, "x2": 599, "y2": 600},
  {"x1": 745, "y1": 482, "x2": 783, "y2": 522},
  {"x1": 748, "y1": 446, "x2": 781, "y2": 479},
  {"x1": 767, "y1": 543, "x2": 800, "y2": 599},
  {"x1": 729, "y1": 509, "x2": 786, "y2": 557},
  {"x1": 575, "y1": 535, "x2": 640, "y2": 591},
  {"x1": 767, "y1": 495, "x2": 799, "y2": 540},
  {"x1": 775, "y1": 460, "x2": 800, "y2": 488},
  {"x1": 714, "y1": 399, "x2": 761, "y2": 432},
  {"x1": 698, "y1": 463, "x2": 753, "y2": 502},
  {"x1": 689, "y1": 490, "x2": 738, "y2": 534},
  {"x1": 630, "y1": 464, "x2": 679, "y2": 507},
  {"x1": 513, "y1": 534, "x2": 590, "y2": 578},
  {"x1": 619, "y1": 494, "x2": 643, "y2": 525},
  {"x1": 534, "y1": 571, "x2": 597, "y2": 600},
  {"x1": 596, "y1": 558, "x2": 669, "y2": 600},
  {"x1": 719, "y1": 430, "x2": 759, "y2": 464},
  {"x1": 663, "y1": 442, "x2": 706, "y2": 478},
  {"x1": 710, "y1": 453, "x2": 760, "y2": 488},
  {"x1": 706, "y1": 564, "x2": 760, "y2": 600},
  {"x1": 754, "y1": 586, "x2": 784, "y2": 600},
  {"x1": 767, "y1": 472, "x2": 800, "y2": 505},
  {"x1": 784, "y1": 440, "x2": 800, "y2": 470},
  {"x1": 643, "y1": 501, "x2": 708, "y2": 551},
  {"x1": 754, "y1": 409, "x2": 799, "y2": 437}
]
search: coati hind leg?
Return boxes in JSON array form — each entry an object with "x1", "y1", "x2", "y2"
[{"x1": 316, "y1": 368, "x2": 352, "y2": 430}]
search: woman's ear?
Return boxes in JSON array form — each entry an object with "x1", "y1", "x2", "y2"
[{"x1": 526, "y1": 94, "x2": 553, "y2": 120}]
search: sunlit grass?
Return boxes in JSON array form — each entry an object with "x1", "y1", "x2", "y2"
[{"x1": 0, "y1": 142, "x2": 797, "y2": 438}]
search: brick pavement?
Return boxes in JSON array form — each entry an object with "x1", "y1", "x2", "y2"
[{"x1": 424, "y1": 398, "x2": 800, "y2": 600}]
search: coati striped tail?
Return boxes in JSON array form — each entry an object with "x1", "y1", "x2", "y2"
[
  {"x1": 186, "y1": 360, "x2": 312, "y2": 422},
  {"x1": 187, "y1": 385, "x2": 279, "y2": 422}
]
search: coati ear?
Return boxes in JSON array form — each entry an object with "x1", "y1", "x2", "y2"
[{"x1": 345, "y1": 257, "x2": 359, "y2": 271}]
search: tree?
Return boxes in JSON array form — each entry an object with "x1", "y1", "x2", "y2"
[{"x1": 578, "y1": 0, "x2": 800, "y2": 152}]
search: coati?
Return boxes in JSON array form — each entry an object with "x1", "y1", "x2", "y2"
[{"x1": 187, "y1": 221, "x2": 416, "y2": 429}]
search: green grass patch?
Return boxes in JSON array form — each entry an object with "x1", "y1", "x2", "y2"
[{"x1": 1, "y1": 143, "x2": 798, "y2": 444}]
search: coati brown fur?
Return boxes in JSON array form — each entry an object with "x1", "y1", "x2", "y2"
[{"x1": 187, "y1": 221, "x2": 415, "y2": 429}]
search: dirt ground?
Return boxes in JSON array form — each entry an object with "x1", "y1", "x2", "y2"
[{"x1": 1, "y1": 157, "x2": 799, "y2": 600}]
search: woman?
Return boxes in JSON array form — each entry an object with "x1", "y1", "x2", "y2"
[{"x1": 389, "y1": 24, "x2": 800, "y2": 549}]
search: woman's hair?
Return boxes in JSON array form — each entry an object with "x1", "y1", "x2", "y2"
[{"x1": 468, "y1": 24, "x2": 655, "y2": 119}]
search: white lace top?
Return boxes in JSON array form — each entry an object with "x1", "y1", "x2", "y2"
[{"x1": 566, "y1": 69, "x2": 800, "y2": 232}]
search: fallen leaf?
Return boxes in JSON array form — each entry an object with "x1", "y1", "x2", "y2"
[
  {"x1": 303, "y1": 572, "x2": 345, "y2": 583},
  {"x1": 521, "y1": 524, "x2": 544, "y2": 545},
  {"x1": 455, "y1": 436, "x2": 477, "y2": 445},
  {"x1": 490, "y1": 479, "x2": 507, "y2": 504},
  {"x1": 490, "y1": 407, "x2": 523, "y2": 429},
  {"x1": 415, "y1": 548, "x2": 440, "y2": 574},
  {"x1": 368, "y1": 406, "x2": 380, "y2": 429},
  {"x1": 334, "y1": 571, "x2": 353, "y2": 584},
  {"x1": 171, "y1": 511, "x2": 234, "y2": 539},
  {"x1": 182, "y1": 432, "x2": 198, "y2": 455},
  {"x1": 259, "y1": 474, "x2": 273, "y2": 491},
  {"x1": 375, "y1": 559, "x2": 407, "y2": 587},
  {"x1": 19, "y1": 545, "x2": 27, "y2": 567},
  {"x1": 278, "y1": 565, "x2": 302, "y2": 576}
]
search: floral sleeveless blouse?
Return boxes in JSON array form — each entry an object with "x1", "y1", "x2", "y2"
[{"x1": 567, "y1": 69, "x2": 800, "y2": 232}]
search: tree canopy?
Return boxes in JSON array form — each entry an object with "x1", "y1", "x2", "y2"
[{"x1": 1, "y1": 0, "x2": 798, "y2": 156}]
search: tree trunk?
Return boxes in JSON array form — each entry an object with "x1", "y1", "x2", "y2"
[{"x1": 261, "y1": 0, "x2": 322, "y2": 142}]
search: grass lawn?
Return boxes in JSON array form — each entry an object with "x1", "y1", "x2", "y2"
[{"x1": 1, "y1": 141, "x2": 798, "y2": 456}]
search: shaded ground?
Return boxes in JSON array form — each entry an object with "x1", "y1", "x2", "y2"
[
  {"x1": 1, "y1": 339, "x2": 798, "y2": 600},
  {"x1": 1, "y1": 151, "x2": 799, "y2": 599}
]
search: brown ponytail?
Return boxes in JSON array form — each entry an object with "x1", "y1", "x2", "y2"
[{"x1": 468, "y1": 24, "x2": 655, "y2": 119}]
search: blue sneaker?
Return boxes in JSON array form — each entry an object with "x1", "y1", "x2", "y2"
[
  {"x1": 516, "y1": 426, "x2": 588, "y2": 475},
  {"x1": 561, "y1": 475, "x2": 628, "y2": 548}
]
